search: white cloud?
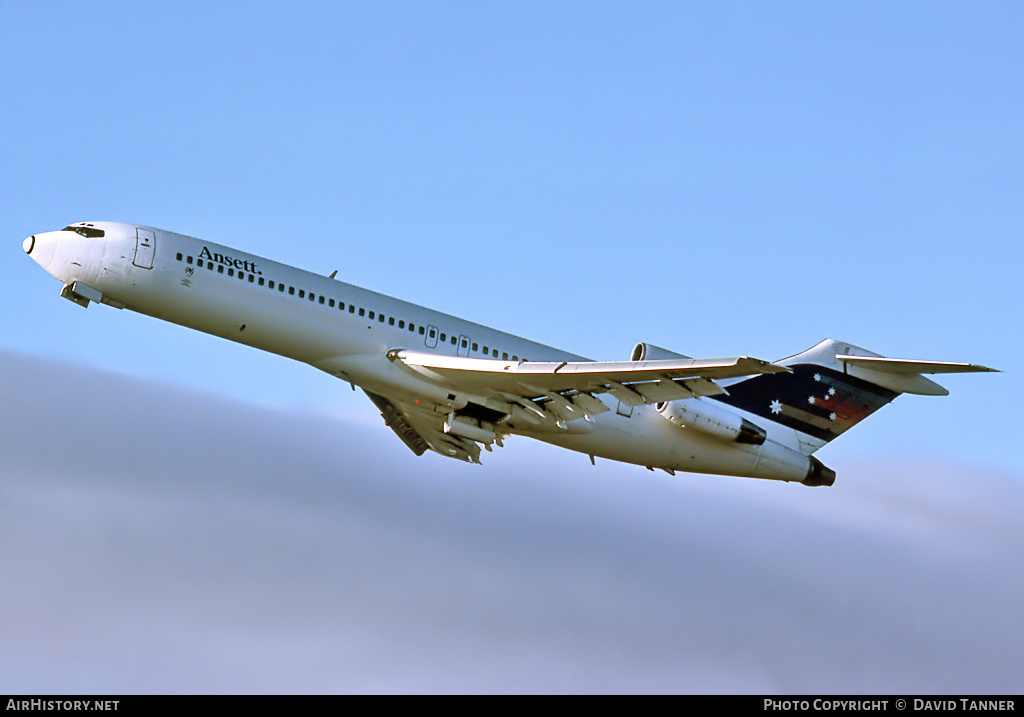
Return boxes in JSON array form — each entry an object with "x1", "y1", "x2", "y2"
[{"x1": 1, "y1": 351, "x2": 1021, "y2": 693}]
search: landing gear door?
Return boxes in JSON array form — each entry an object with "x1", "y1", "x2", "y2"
[{"x1": 133, "y1": 228, "x2": 155, "y2": 269}]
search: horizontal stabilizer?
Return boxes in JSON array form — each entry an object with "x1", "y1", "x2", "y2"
[
  {"x1": 837, "y1": 356, "x2": 999, "y2": 374},
  {"x1": 835, "y1": 353, "x2": 999, "y2": 396}
]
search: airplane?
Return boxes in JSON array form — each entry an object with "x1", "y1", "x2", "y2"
[{"x1": 22, "y1": 221, "x2": 998, "y2": 487}]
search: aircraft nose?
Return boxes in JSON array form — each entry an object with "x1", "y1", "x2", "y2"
[{"x1": 24, "y1": 231, "x2": 58, "y2": 270}]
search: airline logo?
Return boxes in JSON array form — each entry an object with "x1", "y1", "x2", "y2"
[{"x1": 711, "y1": 364, "x2": 899, "y2": 442}]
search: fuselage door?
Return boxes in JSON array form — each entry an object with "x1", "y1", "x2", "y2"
[
  {"x1": 425, "y1": 325, "x2": 439, "y2": 349},
  {"x1": 133, "y1": 228, "x2": 156, "y2": 269},
  {"x1": 458, "y1": 335, "x2": 471, "y2": 357}
]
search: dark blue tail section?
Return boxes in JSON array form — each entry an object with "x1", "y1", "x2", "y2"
[{"x1": 709, "y1": 339, "x2": 901, "y2": 448}]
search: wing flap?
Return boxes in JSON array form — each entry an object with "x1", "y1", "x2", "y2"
[
  {"x1": 364, "y1": 391, "x2": 430, "y2": 456},
  {"x1": 365, "y1": 390, "x2": 487, "y2": 463}
]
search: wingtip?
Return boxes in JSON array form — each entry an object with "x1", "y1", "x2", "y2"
[
  {"x1": 757, "y1": 359, "x2": 792, "y2": 374},
  {"x1": 739, "y1": 357, "x2": 791, "y2": 374}
]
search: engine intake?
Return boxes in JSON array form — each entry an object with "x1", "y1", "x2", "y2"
[{"x1": 631, "y1": 342, "x2": 692, "y2": 361}]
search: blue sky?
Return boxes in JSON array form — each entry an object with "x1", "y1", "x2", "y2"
[{"x1": 6, "y1": 2, "x2": 1020, "y2": 473}]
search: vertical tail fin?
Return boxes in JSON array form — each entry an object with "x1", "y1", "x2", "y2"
[{"x1": 709, "y1": 339, "x2": 996, "y2": 455}]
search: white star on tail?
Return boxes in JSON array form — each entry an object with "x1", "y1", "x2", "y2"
[{"x1": 770, "y1": 399, "x2": 782, "y2": 414}]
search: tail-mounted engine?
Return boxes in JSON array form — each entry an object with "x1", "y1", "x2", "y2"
[
  {"x1": 657, "y1": 399, "x2": 767, "y2": 445},
  {"x1": 631, "y1": 342, "x2": 692, "y2": 361},
  {"x1": 631, "y1": 341, "x2": 767, "y2": 446}
]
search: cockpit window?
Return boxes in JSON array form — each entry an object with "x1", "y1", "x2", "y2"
[{"x1": 62, "y1": 225, "x2": 105, "y2": 238}]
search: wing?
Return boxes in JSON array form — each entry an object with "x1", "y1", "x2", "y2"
[
  {"x1": 361, "y1": 350, "x2": 788, "y2": 462},
  {"x1": 388, "y1": 349, "x2": 788, "y2": 407}
]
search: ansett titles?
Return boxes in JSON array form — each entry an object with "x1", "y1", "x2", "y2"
[{"x1": 198, "y1": 246, "x2": 261, "y2": 275}]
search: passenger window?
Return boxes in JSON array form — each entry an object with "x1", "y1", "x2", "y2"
[
  {"x1": 349, "y1": 305, "x2": 355, "y2": 313},
  {"x1": 451, "y1": 336, "x2": 457, "y2": 345},
  {"x1": 248, "y1": 274, "x2": 254, "y2": 283},
  {"x1": 388, "y1": 317, "x2": 395, "y2": 326},
  {"x1": 368, "y1": 311, "x2": 374, "y2": 319},
  {"x1": 472, "y1": 343, "x2": 478, "y2": 352},
  {"x1": 460, "y1": 339, "x2": 467, "y2": 347},
  {"x1": 502, "y1": 352, "x2": 508, "y2": 360},
  {"x1": 258, "y1": 277, "x2": 264, "y2": 286},
  {"x1": 398, "y1": 320, "x2": 405, "y2": 329},
  {"x1": 359, "y1": 308, "x2": 365, "y2": 317},
  {"x1": 328, "y1": 298, "x2": 334, "y2": 307},
  {"x1": 299, "y1": 290, "x2": 305, "y2": 298},
  {"x1": 228, "y1": 268, "x2": 234, "y2": 276},
  {"x1": 176, "y1": 253, "x2": 183, "y2": 261},
  {"x1": 492, "y1": 349, "x2": 498, "y2": 357},
  {"x1": 419, "y1": 326, "x2": 425, "y2": 335},
  {"x1": 278, "y1": 284, "x2": 284, "y2": 292},
  {"x1": 187, "y1": 256, "x2": 193, "y2": 264},
  {"x1": 218, "y1": 265, "x2": 224, "y2": 274},
  {"x1": 483, "y1": 346, "x2": 489, "y2": 354},
  {"x1": 268, "y1": 280, "x2": 275, "y2": 289},
  {"x1": 428, "y1": 328, "x2": 436, "y2": 338},
  {"x1": 439, "y1": 333, "x2": 446, "y2": 342},
  {"x1": 288, "y1": 286, "x2": 295, "y2": 295},
  {"x1": 196, "y1": 259, "x2": 203, "y2": 268}
]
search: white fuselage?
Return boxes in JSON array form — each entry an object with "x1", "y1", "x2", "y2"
[{"x1": 24, "y1": 221, "x2": 824, "y2": 484}]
